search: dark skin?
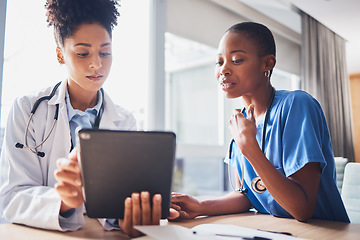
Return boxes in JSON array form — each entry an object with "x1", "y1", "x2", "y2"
[
  {"x1": 169, "y1": 31, "x2": 321, "y2": 222},
  {"x1": 171, "y1": 171, "x2": 251, "y2": 220}
]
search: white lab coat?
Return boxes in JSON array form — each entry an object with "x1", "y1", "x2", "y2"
[{"x1": 0, "y1": 80, "x2": 136, "y2": 231}]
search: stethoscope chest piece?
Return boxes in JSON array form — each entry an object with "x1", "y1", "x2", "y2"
[{"x1": 251, "y1": 176, "x2": 267, "y2": 193}]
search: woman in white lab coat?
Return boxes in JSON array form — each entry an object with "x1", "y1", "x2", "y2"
[
  {"x1": 0, "y1": 0, "x2": 161, "y2": 237},
  {"x1": 0, "y1": 80, "x2": 136, "y2": 230}
]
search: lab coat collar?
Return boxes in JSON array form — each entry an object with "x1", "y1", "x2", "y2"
[
  {"x1": 100, "y1": 93, "x2": 127, "y2": 129},
  {"x1": 47, "y1": 80, "x2": 67, "y2": 106},
  {"x1": 47, "y1": 80, "x2": 127, "y2": 128}
]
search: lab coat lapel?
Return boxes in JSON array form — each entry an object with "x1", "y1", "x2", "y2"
[
  {"x1": 48, "y1": 80, "x2": 72, "y2": 155},
  {"x1": 99, "y1": 91, "x2": 126, "y2": 129},
  {"x1": 46, "y1": 81, "x2": 72, "y2": 187}
]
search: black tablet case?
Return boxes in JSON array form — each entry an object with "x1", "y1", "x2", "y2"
[{"x1": 77, "y1": 129, "x2": 176, "y2": 219}]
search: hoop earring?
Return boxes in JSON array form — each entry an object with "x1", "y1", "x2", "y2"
[{"x1": 264, "y1": 70, "x2": 270, "y2": 78}]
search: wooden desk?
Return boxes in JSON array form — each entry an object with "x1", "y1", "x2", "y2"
[
  {"x1": 0, "y1": 217, "x2": 130, "y2": 240},
  {"x1": 172, "y1": 212, "x2": 360, "y2": 240},
  {"x1": 0, "y1": 212, "x2": 359, "y2": 240}
]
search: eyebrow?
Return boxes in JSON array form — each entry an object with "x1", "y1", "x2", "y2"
[
  {"x1": 74, "y1": 43, "x2": 111, "y2": 47},
  {"x1": 230, "y1": 50, "x2": 247, "y2": 54},
  {"x1": 217, "y1": 49, "x2": 248, "y2": 56}
]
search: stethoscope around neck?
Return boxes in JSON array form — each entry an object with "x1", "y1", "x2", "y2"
[
  {"x1": 228, "y1": 87, "x2": 276, "y2": 194},
  {"x1": 15, "y1": 81, "x2": 104, "y2": 158}
]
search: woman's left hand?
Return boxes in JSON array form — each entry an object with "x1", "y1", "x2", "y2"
[
  {"x1": 119, "y1": 191, "x2": 161, "y2": 238},
  {"x1": 229, "y1": 104, "x2": 257, "y2": 153}
]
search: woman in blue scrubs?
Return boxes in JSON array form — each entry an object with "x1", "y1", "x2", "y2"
[{"x1": 170, "y1": 22, "x2": 349, "y2": 223}]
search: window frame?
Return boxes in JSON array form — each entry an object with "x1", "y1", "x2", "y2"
[{"x1": 0, "y1": 0, "x2": 7, "y2": 124}]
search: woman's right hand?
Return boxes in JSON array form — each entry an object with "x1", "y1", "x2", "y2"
[
  {"x1": 54, "y1": 148, "x2": 84, "y2": 213},
  {"x1": 229, "y1": 105, "x2": 258, "y2": 155},
  {"x1": 168, "y1": 192, "x2": 202, "y2": 221}
]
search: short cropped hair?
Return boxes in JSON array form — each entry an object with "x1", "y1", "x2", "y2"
[
  {"x1": 227, "y1": 22, "x2": 276, "y2": 58},
  {"x1": 45, "y1": 0, "x2": 120, "y2": 47}
]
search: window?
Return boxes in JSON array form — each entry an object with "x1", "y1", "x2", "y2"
[
  {"x1": 165, "y1": 33, "x2": 219, "y2": 145},
  {"x1": 271, "y1": 69, "x2": 300, "y2": 91},
  {"x1": 2, "y1": 0, "x2": 62, "y2": 130},
  {"x1": 165, "y1": 33, "x2": 226, "y2": 196}
]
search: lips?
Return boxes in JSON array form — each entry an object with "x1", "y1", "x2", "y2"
[
  {"x1": 219, "y1": 78, "x2": 236, "y2": 90},
  {"x1": 87, "y1": 74, "x2": 103, "y2": 81},
  {"x1": 219, "y1": 78, "x2": 235, "y2": 86},
  {"x1": 221, "y1": 82, "x2": 236, "y2": 90},
  {"x1": 221, "y1": 82, "x2": 235, "y2": 86}
]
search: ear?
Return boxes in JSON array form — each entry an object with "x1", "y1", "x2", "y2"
[
  {"x1": 263, "y1": 54, "x2": 276, "y2": 72},
  {"x1": 56, "y1": 46, "x2": 65, "y2": 64}
]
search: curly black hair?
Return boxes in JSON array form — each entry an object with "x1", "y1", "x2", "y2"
[{"x1": 45, "y1": 0, "x2": 120, "y2": 47}]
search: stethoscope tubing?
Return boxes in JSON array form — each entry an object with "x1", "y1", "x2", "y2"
[
  {"x1": 16, "y1": 82, "x2": 104, "y2": 157},
  {"x1": 228, "y1": 87, "x2": 276, "y2": 193},
  {"x1": 23, "y1": 112, "x2": 57, "y2": 153}
]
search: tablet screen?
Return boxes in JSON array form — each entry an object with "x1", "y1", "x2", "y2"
[{"x1": 77, "y1": 129, "x2": 176, "y2": 219}]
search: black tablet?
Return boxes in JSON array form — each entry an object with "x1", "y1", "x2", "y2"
[{"x1": 77, "y1": 129, "x2": 176, "y2": 219}]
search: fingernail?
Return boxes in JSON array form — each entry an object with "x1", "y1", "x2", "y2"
[
  {"x1": 142, "y1": 191, "x2": 149, "y2": 197},
  {"x1": 155, "y1": 194, "x2": 161, "y2": 201},
  {"x1": 75, "y1": 179, "x2": 81, "y2": 186},
  {"x1": 72, "y1": 191, "x2": 78, "y2": 196},
  {"x1": 60, "y1": 158, "x2": 69, "y2": 166},
  {"x1": 58, "y1": 158, "x2": 65, "y2": 165},
  {"x1": 132, "y1": 193, "x2": 139, "y2": 199}
]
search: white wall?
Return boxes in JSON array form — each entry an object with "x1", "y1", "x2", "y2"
[{"x1": 167, "y1": 0, "x2": 247, "y2": 48}]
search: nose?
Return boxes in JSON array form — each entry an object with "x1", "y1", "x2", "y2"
[
  {"x1": 218, "y1": 61, "x2": 231, "y2": 78},
  {"x1": 90, "y1": 55, "x2": 102, "y2": 69}
]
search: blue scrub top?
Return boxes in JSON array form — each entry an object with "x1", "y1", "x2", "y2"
[{"x1": 227, "y1": 90, "x2": 349, "y2": 222}]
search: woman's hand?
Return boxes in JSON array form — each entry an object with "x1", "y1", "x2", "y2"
[
  {"x1": 168, "y1": 193, "x2": 202, "y2": 221},
  {"x1": 119, "y1": 191, "x2": 161, "y2": 238},
  {"x1": 54, "y1": 148, "x2": 84, "y2": 214},
  {"x1": 229, "y1": 105, "x2": 258, "y2": 154}
]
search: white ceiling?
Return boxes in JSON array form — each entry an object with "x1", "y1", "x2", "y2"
[{"x1": 240, "y1": 0, "x2": 360, "y2": 74}]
